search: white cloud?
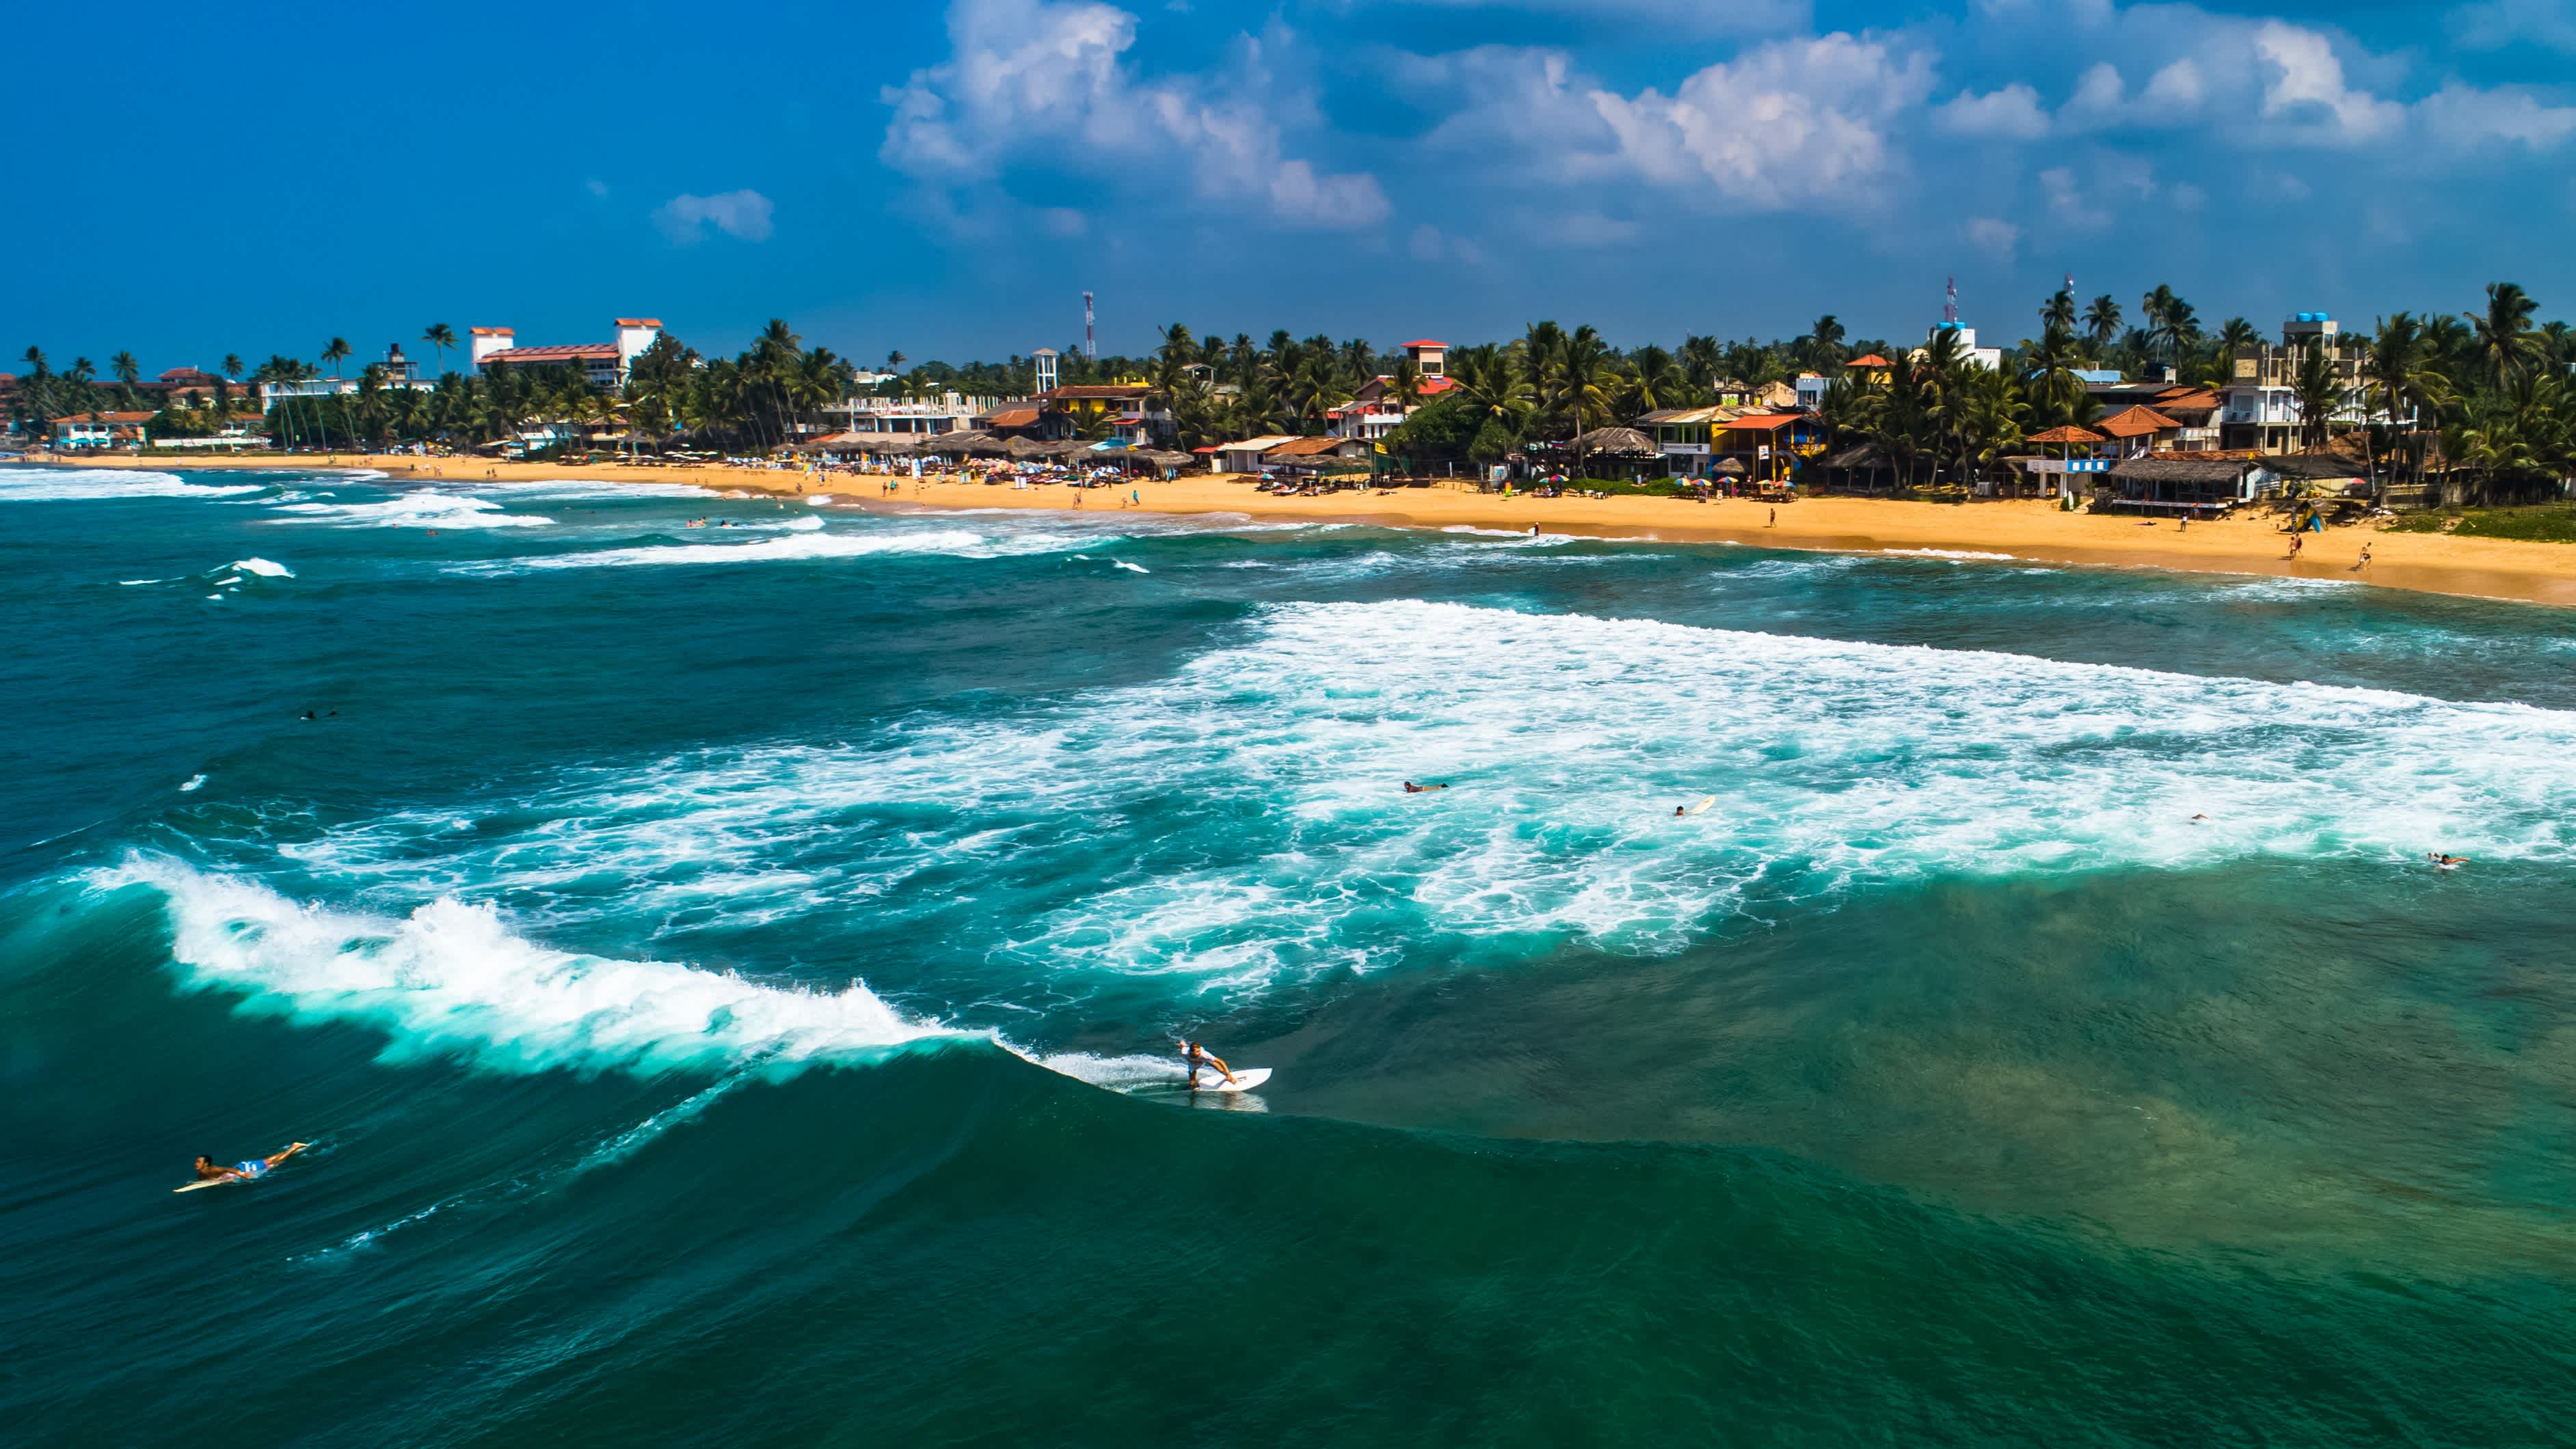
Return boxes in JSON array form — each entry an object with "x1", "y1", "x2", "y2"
[
  {"x1": 881, "y1": 0, "x2": 1386, "y2": 230},
  {"x1": 1587, "y1": 33, "x2": 1937, "y2": 209},
  {"x1": 1937, "y1": 83, "x2": 2050, "y2": 139},
  {"x1": 2251, "y1": 22, "x2": 2404, "y2": 144},
  {"x1": 2455, "y1": 0, "x2": 2576, "y2": 51},
  {"x1": 2039, "y1": 167, "x2": 2109, "y2": 230},
  {"x1": 1408, "y1": 224, "x2": 1486, "y2": 265},
  {"x1": 1963, "y1": 216, "x2": 2020, "y2": 259},
  {"x1": 2417, "y1": 83, "x2": 2576, "y2": 146},
  {"x1": 653, "y1": 189, "x2": 775, "y2": 243}
]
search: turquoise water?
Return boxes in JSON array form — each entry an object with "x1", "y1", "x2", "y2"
[{"x1": 5, "y1": 465, "x2": 2575, "y2": 1445}]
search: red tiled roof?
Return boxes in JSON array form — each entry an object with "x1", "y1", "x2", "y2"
[
  {"x1": 1402, "y1": 339, "x2": 1447, "y2": 348},
  {"x1": 1846, "y1": 353, "x2": 1891, "y2": 368},
  {"x1": 2096, "y1": 405, "x2": 2182, "y2": 437},
  {"x1": 479, "y1": 344, "x2": 618, "y2": 364},
  {"x1": 2026, "y1": 425, "x2": 2105, "y2": 444},
  {"x1": 1265, "y1": 437, "x2": 1349, "y2": 457},
  {"x1": 1421, "y1": 376, "x2": 1458, "y2": 394},
  {"x1": 987, "y1": 407, "x2": 1042, "y2": 428},
  {"x1": 1719, "y1": 413, "x2": 1803, "y2": 431},
  {"x1": 469, "y1": 327, "x2": 514, "y2": 336},
  {"x1": 613, "y1": 318, "x2": 662, "y2": 327}
]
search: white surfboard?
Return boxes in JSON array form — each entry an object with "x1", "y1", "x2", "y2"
[
  {"x1": 174, "y1": 1178, "x2": 238, "y2": 1193},
  {"x1": 1189, "y1": 1067, "x2": 1271, "y2": 1094},
  {"x1": 1682, "y1": 795, "x2": 1716, "y2": 815}
]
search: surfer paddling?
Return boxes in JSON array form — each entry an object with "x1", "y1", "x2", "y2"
[
  {"x1": 2430, "y1": 852, "x2": 2470, "y2": 868},
  {"x1": 1177, "y1": 1040, "x2": 1237, "y2": 1089},
  {"x1": 191, "y1": 1142, "x2": 308, "y2": 1186},
  {"x1": 1403, "y1": 781, "x2": 1448, "y2": 794}
]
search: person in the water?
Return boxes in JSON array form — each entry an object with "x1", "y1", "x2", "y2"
[
  {"x1": 1403, "y1": 781, "x2": 1448, "y2": 793},
  {"x1": 1177, "y1": 1040, "x2": 1237, "y2": 1089},
  {"x1": 193, "y1": 1142, "x2": 310, "y2": 1184}
]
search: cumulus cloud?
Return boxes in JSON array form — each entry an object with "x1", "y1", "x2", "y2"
[
  {"x1": 1587, "y1": 33, "x2": 1937, "y2": 209},
  {"x1": 881, "y1": 0, "x2": 1386, "y2": 230},
  {"x1": 653, "y1": 189, "x2": 775, "y2": 243},
  {"x1": 1963, "y1": 216, "x2": 2021, "y2": 259},
  {"x1": 2251, "y1": 21, "x2": 2403, "y2": 143},
  {"x1": 2454, "y1": 0, "x2": 2576, "y2": 51},
  {"x1": 1937, "y1": 83, "x2": 2050, "y2": 139}
]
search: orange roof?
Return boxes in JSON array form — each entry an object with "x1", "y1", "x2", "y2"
[
  {"x1": 1846, "y1": 353, "x2": 1891, "y2": 368},
  {"x1": 65, "y1": 411, "x2": 157, "y2": 422},
  {"x1": 987, "y1": 407, "x2": 1041, "y2": 428},
  {"x1": 480, "y1": 343, "x2": 618, "y2": 364},
  {"x1": 613, "y1": 317, "x2": 662, "y2": 327},
  {"x1": 1719, "y1": 413, "x2": 1803, "y2": 431},
  {"x1": 1402, "y1": 339, "x2": 1446, "y2": 348},
  {"x1": 2096, "y1": 405, "x2": 2181, "y2": 437},
  {"x1": 468, "y1": 327, "x2": 513, "y2": 336},
  {"x1": 1264, "y1": 436, "x2": 1349, "y2": 457},
  {"x1": 2026, "y1": 425, "x2": 2105, "y2": 444}
]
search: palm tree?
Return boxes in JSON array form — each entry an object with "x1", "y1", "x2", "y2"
[
  {"x1": 110, "y1": 351, "x2": 142, "y2": 410},
  {"x1": 2041, "y1": 290, "x2": 2077, "y2": 334},
  {"x1": 222, "y1": 354, "x2": 243, "y2": 381},
  {"x1": 2292, "y1": 340, "x2": 2343, "y2": 450},
  {"x1": 2083, "y1": 295, "x2": 2123, "y2": 351},
  {"x1": 321, "y1": 338, "x2": 351, "y2": 379},
  {"x1": 422, "y1": 323, "x2": 457, "y2": 375},
  {"x1": 2469, "y1": 281, "x2": 2540, "y2": 391}
]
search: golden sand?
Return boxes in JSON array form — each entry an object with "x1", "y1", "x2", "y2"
[{"x1": 61, "y1": 451, "x2": 2576, "y2": 607}]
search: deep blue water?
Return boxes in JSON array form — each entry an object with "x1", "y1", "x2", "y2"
[{"x1": 5, "y1": 464, "x2": 2575, "y2": 1446}]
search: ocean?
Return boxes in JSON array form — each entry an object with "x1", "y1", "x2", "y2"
[{"x1": 5, "y1": 464, "x2": 2573, "y2": 1446}]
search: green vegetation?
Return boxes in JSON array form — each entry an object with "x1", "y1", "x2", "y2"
[{"x1": 2382, "y1": 505, "x2": 2576, "y2": 542}]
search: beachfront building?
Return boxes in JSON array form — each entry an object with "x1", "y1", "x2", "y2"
[
  {"x1": 1263, "y1": 436, "x2": 1370, "y2": 479},
  {"x1": 1330, "y1": 372, "x2": 1461, "y2": 442},
  {"x1": 2217, "y1": 312, "x2": 2389, "y2": 452},
  {"x1": 1036, "y1": 383, "x2": 1172, "y2": 444},
  {"x1": 1715, "y1": 411, "x2": 1828, "y2": 483},
  {"x1": 51, "y1": 411, "x2": 156, "y2": 448},
  {"x1": 830, "y1": 392, "x2": 1009, "y2": 437},
  {"x1": 1214, "y1": 435, "x2": 1302, "y2": 474},
  {"x1": 1400, "y1": 340, "x2": 1447, "y2": 377},
  {"x1": 2102, "y1": 456, "x2": 2274, "y2": 513},
  {"x1": 469, "y1": 319, "x2": 663, "y2": 390},
  {"x1": 1637, "y1": 406, "x2": 1726, "y2": 477}
]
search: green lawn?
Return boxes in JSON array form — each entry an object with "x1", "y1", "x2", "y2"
[{"x1": 2383, "y1": 505, "x2": 2576, "y2": 543}]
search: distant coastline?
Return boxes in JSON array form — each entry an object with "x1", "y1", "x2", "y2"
[{"x1": 27, "y1": 450, "x2": 2576, "y2": 608}]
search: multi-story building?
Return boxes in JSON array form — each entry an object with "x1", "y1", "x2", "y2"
[
  {"x1": 470, "y1": 319, "x2": 663, "y2": 390},
  {"x1": 2217, "y1": 312, "x2": 2397, "y2": 452}
]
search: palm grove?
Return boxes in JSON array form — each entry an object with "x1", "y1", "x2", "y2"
[{"x1": 14, "y1": 282, "x2": 2573, "y2": 502}]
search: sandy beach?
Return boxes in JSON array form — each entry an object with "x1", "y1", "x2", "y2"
[{"x1": 46, "y1": 450, "x2": 2576, "y2": 606}]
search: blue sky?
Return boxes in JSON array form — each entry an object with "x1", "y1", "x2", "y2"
[{"x1": 13, "y1": 0, "x2": 2576, "y2": 372}]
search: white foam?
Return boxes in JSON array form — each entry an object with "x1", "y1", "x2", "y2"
[
  {"x1": 228, "y1": 557, "x2": 293, "y2": 578},
  {"x1": 271, "y1": 600, "x2": 2576, "y2": 1001},
  {"x1": 806, "y1": 495, "x2": 835, "y2": 506},
  {"x1": 103, "y1": 858, "x2": 957, "y2": 1075},
  {"x1": 471, "y1": 478, "x2": 718, "y2": 500},
  {"x1": 466, "y1": 526, "x2": 1096, "y2": 573},
  {"x1": 179, "y1": 774, "x2": 206, "y2": 792},
  {"x1": 1112, "y1": 559, "x2": 1150, "y2": 574},
  {"x1": 1882, "y1": 547, "x2": 2018, "y2": 561},
  {"x1": 274, "y1": 491, "x2": 554, "y2": 529},
  {"x1": 0, "y1": 468, "x2": 264, "y2": 502}
]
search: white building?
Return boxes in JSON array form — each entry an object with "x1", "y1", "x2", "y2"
[
  {"x1": 1923, "y1": 322, "x2": 2004, "y2": 371},
  {"x1": 469, "y1": 318, "x2": 662, "y2": 390}
]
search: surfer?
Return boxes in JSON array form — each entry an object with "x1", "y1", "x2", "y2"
[
  {"x1": 2430, "y1": 852, "x2": 2469, "y2": 868},
  {"x1": 1403, "y1": 781, "x2": 1448, "y2": 793},
  {"x1": 193, "y1": 1142, "x2": 309, "y2": 1184},
  {"x1": 1178, "y1": 1040, "x2": 1237, "y2": 1089}
]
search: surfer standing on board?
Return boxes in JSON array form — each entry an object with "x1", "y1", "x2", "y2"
[
  {"x1": 1177, "y1": 1040, "x2": 1237, "y2": 1089},
  {"x1": 193, "y1": 1142, "x2": 308, "y2": 1184}
]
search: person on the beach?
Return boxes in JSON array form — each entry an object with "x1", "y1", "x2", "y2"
[
  {"x1": 1768, "y1": 507, "x2": 1777, "y2": 526},
  {"x1": 1404, "y1": 781, "x2": 1447, "y2": 793},
  {"x1": 2357, "y1": 543, "x2": 2372, "y2": 571},
  {"x1": 1177, "y1": 1040, "x2": 1237, "y2": 1089},
  {"x1": 2288, "y1": 532, "x2": 2303, "y2": 558},
  {"x1": 195, "y1": 1142, "x2": 309, "y2": 1184}
]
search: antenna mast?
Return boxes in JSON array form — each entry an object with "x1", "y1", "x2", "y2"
[
  {"x1": 1943, "y1": 276, "x2": 1959, "y2": 327},
  {"x1": 1084, "y1": 292, "x2": 1096, "y2": 362}
]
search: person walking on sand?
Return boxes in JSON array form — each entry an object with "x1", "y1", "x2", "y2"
[
  {"x1": 1768, "y1": 507, "x2": 1776, "y2": 527},
  {"x1": 2288, "y1": 531, "x2": 2303, "y2": 559},
  {"x1": 2356, "y1": 542, "x2": 2373, "y2": 572}
]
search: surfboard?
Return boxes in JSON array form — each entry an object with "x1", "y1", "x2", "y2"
[
  {"x1": 1189, "y1": 1067, "x2": 1271, "y2": 1094},
  {"x1": 174, "y1": 1178, "x2": 238, "y2": 1193},
  {"x1": 1682, "y1": 796, "x2": 1716, "y2": 815}
]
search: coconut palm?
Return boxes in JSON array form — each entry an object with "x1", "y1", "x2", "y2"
[
  {"x1": 423, "y1": 324, "x2": 457, "y2": 375},
  {"x1": 2469, "y1": 281, "x2": 2540, "y2": 391},
  {"x1": 2083, "y1": 295, "x2": 2123, "y2": 351},
  {"x1": 2291, "y1": 340, "x2": 2344, "y2": 450},
  {"x1": 321, "y1": 338, "x2": 351, "y2": 379}
]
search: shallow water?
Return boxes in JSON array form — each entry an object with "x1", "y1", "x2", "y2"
[{"x1": 6, "y1": 465, "x2": 2575, "y2": 1445}]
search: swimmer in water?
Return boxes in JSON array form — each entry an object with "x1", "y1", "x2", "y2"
[
  {"x1": 2430, "y1": 852, "x2": 2469, "y2": 867},
  {"x1": 1403, "y1": 781, "x2": 1448, "y2": 793},
  {"x1": 193, "y1": 1141, "x2": 309, "y2": 1184}
]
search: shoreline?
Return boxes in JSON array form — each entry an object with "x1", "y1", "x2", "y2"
[{"x1": 29, "y1": 450, "x2": 2576, "y2": 607}]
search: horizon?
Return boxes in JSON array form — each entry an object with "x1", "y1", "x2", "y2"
[{"x1": 13, "y1": 0, "x2": 2576, "y2": 371}]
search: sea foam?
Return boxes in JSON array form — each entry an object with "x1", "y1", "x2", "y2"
[
  {"x1": 0, "y1": 468, "x2": 265, "y2": 502},
  {"x1": 465, "y1": 526, "x2": 1099, "y2": 572},
  {"x1": 104, "y1": 858, "x2": 956, "y2": 1076},
  {"x1": 267, "y1": 599, "x2": 2576, "y2": 999},
  {"x1": 274, "y1": 491, "x2": 554, "y2": 529}
]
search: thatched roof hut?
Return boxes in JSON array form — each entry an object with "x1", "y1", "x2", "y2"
[
  {"x1": 926, "y1": 431, "x2": 1006, "y2": 457},
  {"x1": 1002, "y1": 435, "x2": 1053, "y2": 461},
  {"x1": 1570, "y1": 426, "x2": 1659, "y2": 457}
]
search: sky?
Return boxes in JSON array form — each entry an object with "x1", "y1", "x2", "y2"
[{"x1": 12, "y1": 0, "x2": 2576, "y2": 373}]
